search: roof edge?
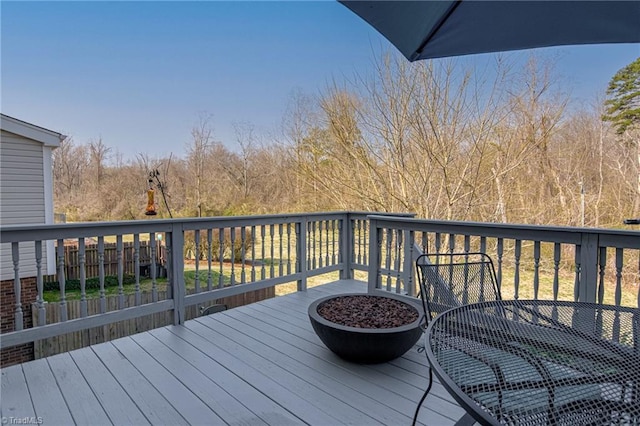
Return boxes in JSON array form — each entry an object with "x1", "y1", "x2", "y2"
[{"x1": 0, "y1": 114, "x2": 66, "y2": 147}]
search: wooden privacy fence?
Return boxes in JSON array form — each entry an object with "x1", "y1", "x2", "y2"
[
  {"x1": 44, "y1": 241, "x2": 166, "y2": 282},
  {"x1": 31, "y1": 286, "x2": 274, "y2": 359}
]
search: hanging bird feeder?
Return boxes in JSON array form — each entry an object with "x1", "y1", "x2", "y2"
[{"x1": 145, "y1": 177, "x2": 157, "y2": 216}]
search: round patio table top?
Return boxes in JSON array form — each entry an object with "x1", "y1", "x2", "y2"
[{"x1": 425, "y1": 299, "x2": 640, "y2": 426}]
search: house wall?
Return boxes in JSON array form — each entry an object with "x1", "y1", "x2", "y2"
[
  {"x1": 0, "y1": 276, "x2": 36, "y2": 366},
  {"x1": 0, "y1": 129, "x2": 54, "y2": 280}
]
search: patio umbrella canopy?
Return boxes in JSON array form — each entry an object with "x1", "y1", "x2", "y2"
[{"x1": 339, "y1": 0, "x2": 640, "y2": 61}]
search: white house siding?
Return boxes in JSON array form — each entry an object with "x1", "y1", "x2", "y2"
[{"x1": 1, "y1": 130, "x2": 53, "y2": 280}]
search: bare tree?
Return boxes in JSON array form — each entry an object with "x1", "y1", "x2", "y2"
[
  {"x1": 88, "y1": 138, "x2": 111, "y2": 187},
  {"x1": 230, "y1": 121, "x2": 258, "y2": 200},
  {"x1": 187, "y1": 115, "x2": 215, "y2": 217}
]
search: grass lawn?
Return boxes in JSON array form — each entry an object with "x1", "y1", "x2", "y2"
[
  {"x1": 43, "y1": 262, "x2": 636, "y2": 308},
  {"x1": 42, "y1": 270, "x2": 230, "y2": 302}
]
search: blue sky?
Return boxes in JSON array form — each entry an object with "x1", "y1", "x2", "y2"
[{"x1": 2, "y1": 1, "x2": 639, "y2": 162}]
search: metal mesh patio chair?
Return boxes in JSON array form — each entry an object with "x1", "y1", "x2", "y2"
[
  {"x1": 415, "y1": 252, "x2": 502, "y2": 323},
  {"x1": 412, "y1": 252, "x2": 502, "y2": 426}
]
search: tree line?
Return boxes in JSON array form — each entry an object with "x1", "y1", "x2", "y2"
[{"x1": 53, "y1": 53, "x2": 639, "y2": 228}]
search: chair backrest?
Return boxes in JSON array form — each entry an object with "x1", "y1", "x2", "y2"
[{"x1": 415, "y1": 252, "x2": 501, "y2": 322}]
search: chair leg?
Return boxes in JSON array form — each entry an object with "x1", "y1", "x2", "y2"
[{"x1": 412, "y1": 367, "x2": 433, "y2": 426}]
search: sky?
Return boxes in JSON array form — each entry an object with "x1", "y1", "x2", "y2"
[{"x1": 2, "y1": 1, "x2": 639, "y2": 162}]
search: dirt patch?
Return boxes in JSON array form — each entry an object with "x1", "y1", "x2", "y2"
[{"x1": 317, "y1": 295, "x2": 419, "y2": 328}]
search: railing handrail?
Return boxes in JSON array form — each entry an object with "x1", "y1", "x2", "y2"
[
  {"x1": 0, "y1": 211, "x2": 415, "y2": 243},
  {"x1": 367, "y1": 215, "x2": 640, "y2": 248}
]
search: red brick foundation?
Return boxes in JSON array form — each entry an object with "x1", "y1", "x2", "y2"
[{"x1": 1, "y1": 276, "x2": 37, "y2": 367}]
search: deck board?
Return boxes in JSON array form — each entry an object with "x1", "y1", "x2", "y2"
[
  {"x1": 21, "y1": 358, "x2": 75, "y2": 425},
  {"x1": 129, "y1": 331, "x2": 269, "y2": 426},
  {"x1": 1, "y1": 364, "x2": 37, "y2": 421},
  {"x1": 91, "y1": 340, "x2": 191, "y2": 425},
  {"x1": 147, "y1": 327, "x2": 302, "y2": 425},
  {"x1": 1, "y1": 280, "x2": 469, "y2": 425},
  {"x1": 69, "y1": 346, "x2": 151, "y2": 425},
  {"x1": 46, "y1": 353, "x2": 112, "y2": 425}
]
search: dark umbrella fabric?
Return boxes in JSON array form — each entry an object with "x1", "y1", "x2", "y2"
[{"x1": 339, "y1": 1, "x2": 640, "y2": 61}]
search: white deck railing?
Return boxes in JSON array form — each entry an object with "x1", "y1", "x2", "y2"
[
  {"x1": 0, "y1": 212, "x2": 414, "y2": 349},
  {"x1": 367, "y1": 215, "x2": 640, "y2": 308},
  {"x1": 2, "y1": 212, "x2": 638, "y2": 350}
]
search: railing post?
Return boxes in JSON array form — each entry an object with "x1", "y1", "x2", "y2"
[
  {"x1": 296, "y1": 219, "x2": 308, "y2": 291},
  {"x1": 578, "y1": 232, "x2": 599, "y2": 303},
  {"x1": 367, "y1": 216, "x2": 382, "y2": 293},
  {"x1": 339, "y1": 213, "x2": 353, "y2": 280},
  {"x1": 167, "y1": 225, "x2": 185, "y2": 325}
]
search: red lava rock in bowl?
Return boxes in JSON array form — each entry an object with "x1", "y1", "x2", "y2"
[{"x1": 308, "y1": 292, "x2": 423, "y2": 364}]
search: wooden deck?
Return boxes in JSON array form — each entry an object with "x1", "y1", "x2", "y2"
[{"x1": 1, "y1": 280, "x2": 469, "y2": 425}]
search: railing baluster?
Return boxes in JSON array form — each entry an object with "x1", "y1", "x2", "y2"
[
  {"x1": 310, "y1": 222, "x2": 316, "y2": 270},
  {"x1": 331, "y1": 220, "x2": 337, "y2": 265},
  {"x1": 219, "y1": 228, "x2": 225, "y2": 289},
  {"x1": 251, "y1": 226, "x2": 257, "y2": 281},
  {"x1": 574, "y1": 245, "x2": 581, "y2": 301},
  {"x1": 35, "y1": 241, "x2": 45, "y2": 326},
  {"x1": 318, "y1": 221, "x2": 323, "y2": 268},
  {"x1": 11, "y1": 242, "x2": 23, "y2": 331},
  {"x1": 394, "y1": 229, "x2": 402, "y2": 293},
  {"x1": 286, "y1": 223, "x2": 292, "y2": 275},
  {"x1": 514, "y1": 239, "x2": 521, "y2": 300},
  {"x1": 98, "y1": 237, "x2": 106, "y2": 313},
  {"x1": 435, "y1": 233, "x2": 442, "y2": 254},
  {"x1": 464, "y1": 235, "x2": 470, "y2": 254},
  {"x1": 117, "y1": 235, "x2": 124, "y2": 310},
  {"x1": 241, "y1": 227, "x2": 247, "y2": 283},
  {"x1": 207, "y1": 229, "x2": 213, "y2": 291},
  {"x1": 150, "y1": 233, "x2": 158, "y2": 302},
  {"x1": 385, "y1": 228, "x2": 393, "y2": 291},
  {"x1": 79, "y1": 238, "x2": 88, "y2": 317},
  {"x1": 165, "y1": 231, "x2": 173, "y2": 298},
  {"x1": 57, "y1": 239, "x2": 67, "y2": 321},
  {"x1": 553, "y1": 243, "x2": 560, "y2": 301},
  {"x1": 230, "y1": 227, "x2": 236, "y2": 285},
  {"x1": 269, "y1": 224, "x2": 274, "y2": 278},
  {"x1": 362, "y1": 219, "x2": 368, "y2": 266},
  {"x1": 496, "y1": 238, "x2": 504, "y2": 291},
  {"x1": 194, "y1": 230, "x2": 200, "y2": 293},
  {"x1": 615, "y1": 248, "x2": 623, "y2": 306},
  {"x1": 354, "y1": 219, "x2": 366, "y2": 265},
  {"x1": 278, "y1": 224, "x2": 283, "y2": 276},
  {"x1": 597, "y1": 247, "x2": 606, "y2": 304},
  {"x1": 533, "y1": 241, "x2": 540, "y2": 300},
  {"x1": 261, "y1": 225, "x2": 266, "y2": 280},
  {"x1": 325, "y1": 219, "x2": 330, "y2": 266},
  {"x1": 134, "y1": 234, "x2": 141, "y2": 306},
  {"x1": 448, "y1": 233, "x2": 455, "y2": 254}
]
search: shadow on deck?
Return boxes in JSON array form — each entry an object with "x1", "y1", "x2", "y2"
[{"x1": 1, "y1": 280, "x2": 468, "y2": 425}]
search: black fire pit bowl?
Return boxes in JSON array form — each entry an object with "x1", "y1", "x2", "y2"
[{"x1": 308, "y1": 292, "x2": 423, "y2": 364}]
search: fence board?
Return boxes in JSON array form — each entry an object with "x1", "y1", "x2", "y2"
[
  {"x1": 31, "y1": 286, "x2": 274, "y2": 359},
  {"x1": 43, "y1": 242, "x2": 166, "y2": 282}
]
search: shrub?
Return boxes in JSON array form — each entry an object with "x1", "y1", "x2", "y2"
[
  {"x1": 183, "y1": 228, "x2": 254, "y2": 263},
  {"x1": 43, "y1": 275, "x2": 136, "y2": 292}
]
